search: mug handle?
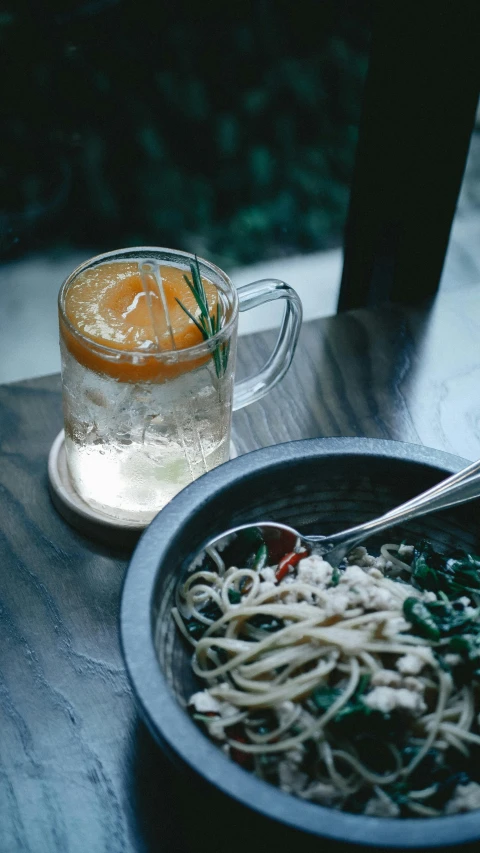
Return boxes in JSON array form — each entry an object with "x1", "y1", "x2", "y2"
[{"x1": 232, "y1": 279, "x2": 303, "y2": 412}]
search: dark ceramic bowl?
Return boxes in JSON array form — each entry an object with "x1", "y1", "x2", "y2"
[{"x1": 120, "y1": 437, "x2": 480, "y2": 849}]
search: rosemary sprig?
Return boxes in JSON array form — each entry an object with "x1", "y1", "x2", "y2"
[{"x1": 175, "y1": 256, "x2": 230, "y2": 378}]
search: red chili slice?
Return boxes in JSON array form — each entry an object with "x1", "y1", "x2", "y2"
[
  {"x1": 275, "y1": 551, "x2": 304, "y2": 582},
  {"x1": 230, "y1": 743, "x2": 254, "y2": 769},
  {"x1": 226, "y1": 724, "x2": 254, "y2": 770}
]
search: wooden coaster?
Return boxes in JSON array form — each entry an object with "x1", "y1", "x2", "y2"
[{"x1": 48, "y1": 430, "x2": 238, "y2": 548}]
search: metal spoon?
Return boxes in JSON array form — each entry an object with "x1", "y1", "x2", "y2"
[{"x1": 197, "y1": 456, "x2": 480, "y2": 569}]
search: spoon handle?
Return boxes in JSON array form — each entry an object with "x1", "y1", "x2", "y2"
[{"x1": 309, "y1": 456, "x2": 480, "y2": 560}]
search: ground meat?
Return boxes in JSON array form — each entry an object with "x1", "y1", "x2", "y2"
[
  {"x1": 362, "y1": 685, "x2": 426, "y2": 715},
  {"x1": 364, "y1": 793, "x2": 401, "y2": 817},
  {"x1": 445, "y1": 782, "x2": 480, "y2": 814},
  {"x1": 296, "y1": 555, "x2": 333, "y2": 587},
  {"x1": 396, "y1": 649, "x2": 433, "y2": 675}
]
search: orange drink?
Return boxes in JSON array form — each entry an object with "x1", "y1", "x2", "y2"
[
  {"x1": 58, "y1": 247, "x2": 302, "y2": 524},
  {"x1": 61, "y1": 262, "x2": 219, "y2": 381}
]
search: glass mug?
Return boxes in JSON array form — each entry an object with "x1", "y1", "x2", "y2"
[{"x1": 59, "y1": 247, "x2": 302, "y2": 524}]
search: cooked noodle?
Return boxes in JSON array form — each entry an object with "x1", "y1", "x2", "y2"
[{"x1": 172, "y1": 537, "x2": 480, "y2": 817}]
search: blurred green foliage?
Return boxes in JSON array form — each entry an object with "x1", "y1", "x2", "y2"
[{"x1": 0, "y1": 0, "x2": 370, "y2": 265}]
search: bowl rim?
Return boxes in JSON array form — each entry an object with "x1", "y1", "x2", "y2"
[{"x1": 120, "y1": 436, "x2": 480, "y2": 848}]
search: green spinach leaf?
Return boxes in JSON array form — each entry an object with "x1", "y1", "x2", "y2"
[
  {"x1": 403, "y1": 598, "x2": 441, "y2": 641},
  {"x1": 403, "y1": 596, "x2": 478, "y2": 642},
  {"x1": 411, "y1": 541, "x2": 480, "y2": 602},
  {"x1": 228, "y1": 588, "x2": 242, "y2": 604},
  {"x1": 311, "y1": 685, "x2": 342, "y2": 712}
]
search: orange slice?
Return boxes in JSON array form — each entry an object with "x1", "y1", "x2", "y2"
[{"x1": 61, "y1": 261, "x2": 220, "y2": 382}]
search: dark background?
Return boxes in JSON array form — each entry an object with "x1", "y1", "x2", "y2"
[{"x1": 1, "y1": 0, "x2": 370, "y2": 267}]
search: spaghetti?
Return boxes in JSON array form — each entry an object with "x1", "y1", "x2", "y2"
[{"x1": 173, "y1": 535, "x2": 480, "y2": 817}]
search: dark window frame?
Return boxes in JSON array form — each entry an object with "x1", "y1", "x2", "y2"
[{"x1": 338, "y1": 0, "x2": 480, "y2": 312}]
